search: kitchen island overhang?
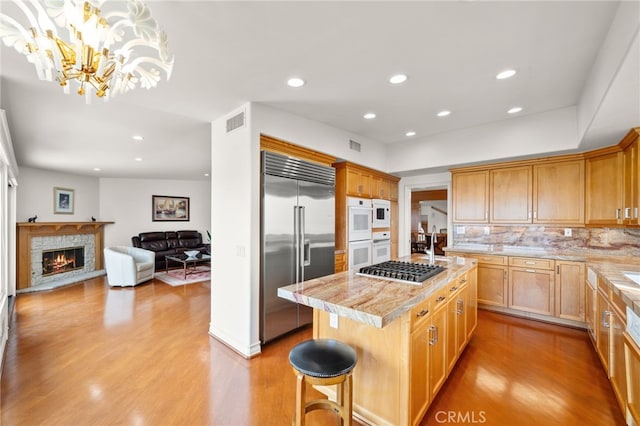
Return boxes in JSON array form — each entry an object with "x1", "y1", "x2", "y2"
[
  {"x1": 278, "y1": 254, "x2": 478, "y2": 426},
  {"x1": 278, "y1": 255, "x2": 476, "y2": 328}
]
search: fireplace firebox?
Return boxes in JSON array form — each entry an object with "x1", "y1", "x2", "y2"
[{"x1": 42, "y1": 246, "x2": 85, "y2": 276}]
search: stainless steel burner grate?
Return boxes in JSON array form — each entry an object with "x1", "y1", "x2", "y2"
[{"x1": 358, "y1": 261, "x2": 445, "y2": 284}]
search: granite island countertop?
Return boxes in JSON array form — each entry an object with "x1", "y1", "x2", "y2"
[
  {"x1": 278, "y1": 254, "x2": 476, "y2": 328},
  {"x1": 446, "y1": 244, "x2": 640, "y2": 318}
]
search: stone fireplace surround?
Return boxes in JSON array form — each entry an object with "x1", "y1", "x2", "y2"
[{"x1": 17, "y1": 222, "x2": 113, "y2": 291}]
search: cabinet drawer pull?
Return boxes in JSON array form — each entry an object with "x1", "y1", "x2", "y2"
[
  {"x1": 460, "y1": 279, "x2": 467, "y2": 284},
  {"x1": 457, "y1": 299, "x2": 464, "y2": 315},
  {"x1": 601, "y1": 310, "x2": 610, "y2": 328},
  {"x1": 450, "y1": 286, "x2": 458, "y2": 292},
  {"x1": 625, "y1": 207, "x2": 632, "y2": 219},
  {"x1": 416, "y1": 309, "x2": 429, "y2": 318},
  {"x1": 435, "y1": 296, "x2": 446, "y2": 303},
  {"x1": 525, "y1": 261, "x2": 536, "y2": 265},
  {"x1": 525, "y1": 269, "x2": 536, "y2": 273},
  {"x1": 616, "y1": 209, "x2": 621, "y2": 220}
]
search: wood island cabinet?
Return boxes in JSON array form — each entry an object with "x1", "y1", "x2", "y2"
[
  {"x1": 610, "y1": 306, "x2": 628, "y2": 416},
  {"x1": 314, "y1": 265, "x2": 477, "y2": 426},
  {"x1": 596, "y1": 285, "x2": 611, "y2": 372}
]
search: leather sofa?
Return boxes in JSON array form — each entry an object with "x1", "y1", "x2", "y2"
[
  {"x1": 104, "y1": 246, "x2": 155, "y2": 287},
  {"x1": 131, "y1": 230, "x2": 209, "y2": 270}
]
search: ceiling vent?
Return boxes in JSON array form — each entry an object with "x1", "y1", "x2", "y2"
[
  {"x1": 226, "y1": 111, "x2": 245, "y2": 133},
  {"x1": 349, "y1": 139, "x2": 361, "y2": 152}
]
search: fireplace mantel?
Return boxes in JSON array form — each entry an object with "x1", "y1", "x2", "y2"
[{"x1": 17, "y1": 221, "x2": 114, "y2": 289}]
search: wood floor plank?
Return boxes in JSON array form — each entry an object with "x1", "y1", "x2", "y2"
[{"x1": 0, "y1": 277, "x2": 626, "y2": 425}]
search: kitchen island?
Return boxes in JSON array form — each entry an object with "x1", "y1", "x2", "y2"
[{"x1": 278, "y1": 254, "x2": 478, "y2": 426}]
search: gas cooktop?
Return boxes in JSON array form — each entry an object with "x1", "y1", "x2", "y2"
[{"x1": 357, "y1": 261, "x2": 446, "y2": 285}]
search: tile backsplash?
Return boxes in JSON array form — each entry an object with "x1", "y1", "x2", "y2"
[{"x1": 451, "y1": 225, "x2": 640, "y2": 257}]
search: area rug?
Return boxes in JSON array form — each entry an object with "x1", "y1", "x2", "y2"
[{"x1": 155, "y1": 266, "x2": 211, "y2": 286}]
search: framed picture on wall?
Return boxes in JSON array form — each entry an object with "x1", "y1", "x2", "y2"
[
  {"x1": 53, "y1": 187, "x2": 74, "y2": 214},
  {"x1": 152, "y1": 195, "x2": 190, "y2": 221}
]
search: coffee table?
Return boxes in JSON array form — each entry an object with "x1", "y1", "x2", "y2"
[{"x1": 165, "y1": 253, "x2": 211, "y2": 280}]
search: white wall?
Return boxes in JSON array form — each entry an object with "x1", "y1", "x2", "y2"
[
  {"x1": 253, "y1": 103, "x2": 388, "y2": 171},
  {"x1": 99, "y1": 178, "x2": 211, "y2": 247},
  {"x1": 210, "y1": 103, "x2": 259, "y2": 357},
  {"x1": 16, "y1": 167, "x2": 100, "y2": 223},
  {"x1": 385, "y1": 107, "x2": 578, "y2": 175}
]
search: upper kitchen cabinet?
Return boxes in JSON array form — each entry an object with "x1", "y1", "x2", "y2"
[
  {"x1": 334, "y1": 161, "x2": 400, "y2": 201},
  {"x1": 452, "y1": 170, "x2": 489, "y2": 223},
  {"x1": 532, "y1": 158, "x2": 584, "y2": 225},
  {"x1": 621, "y1": 128, "x2": 640, "y2": 226},
  {"x1": 584, "y1": 127, "x2": 640, "y2": 227},
  {"x1": 453, "y1": 156, "x2": 584, "y2": 225},
  {"x1": 585, "y1": 148, "x2": 623, "y2": 226},
  {"x1": 490, "y1": 165, "x2": 532, "y2": 223}
]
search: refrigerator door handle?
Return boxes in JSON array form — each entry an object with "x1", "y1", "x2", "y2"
[
  {"x1": 299, "y1": 206, "x2": 310, "y2": 272},
  {"x1": 304, "y1": 239, "x2": 311, "y2": 267},
  {"x1": 294, "y1": 205, "x2": 300, "y2": 283}
]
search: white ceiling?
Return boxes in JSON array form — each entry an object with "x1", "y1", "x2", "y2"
[{"x1": 0, "y1": 1, "x2": 633, "y2": 181}]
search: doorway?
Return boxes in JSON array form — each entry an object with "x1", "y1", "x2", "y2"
[{"x1": 410, "y1": 189, "x2": 448, "y2": 255}]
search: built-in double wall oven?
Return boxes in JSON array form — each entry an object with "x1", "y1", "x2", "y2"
[{"x1": 348, "y1": 197, "x2": 372, "y2": 270}]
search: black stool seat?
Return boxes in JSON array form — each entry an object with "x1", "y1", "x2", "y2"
[{"x1": 289, "y1": 339, "x2": 358, "y2": 378}]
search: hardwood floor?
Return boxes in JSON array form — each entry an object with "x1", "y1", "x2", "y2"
[{"x1": 1, "y1": 276, "x2": 626, "y2": 425}]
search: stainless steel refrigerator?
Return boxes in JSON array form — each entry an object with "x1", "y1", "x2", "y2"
[{"x1": 260, "y1": 151, "x2": 335, "y2": 343}]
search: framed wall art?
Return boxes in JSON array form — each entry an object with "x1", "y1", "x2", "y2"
[
  {"x1": 152, "y1": 195, "x2": 190, "y2": 221},
  {"x1": 53, "y1": 187, "x2": 74, "y2": 214}
]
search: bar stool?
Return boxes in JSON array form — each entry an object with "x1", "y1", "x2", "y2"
[{"x1": 289, "y1": 338, "x2": 358, "y2": 426}]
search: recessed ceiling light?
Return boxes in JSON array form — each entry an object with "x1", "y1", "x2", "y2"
[
  {"x1": 204, "y1": 173, "x2": 209, "y2": 177},
  {"x1": 363, "y1": 112, "x2": 376, "y2": 119},
  {"x1": 496, "y1": 69, "x2": 517, "y2": 80},
  {"x1": 437, "y1": 110, "x2": 451, "y2": 117},
  {"x1": 507, "y1": 107, "x2": 523, "y2": 114},
  {"x1": 405, "y1": 131, "x2": 416, "y2": 137},
  {"x1": 389, "y1": 74, "x2": 408, "y2": 84},
  {"x1": 132, "y1": 135, "x2": 144, "y2": 141},
  {"x1": 287, "y1": 77, "x2": 305, "y2": 88},
  {"x1": 93, "y1": 167, "x2": 101, "y2": 171},
  {"x1": 135, "y1": 157, "x2": 143, "y2": 162}
]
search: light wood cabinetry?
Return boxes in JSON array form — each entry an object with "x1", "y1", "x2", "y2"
[
  {"x1": 346, "y1": 167, "x2": 371, "y2": 198},
  {"x1": 509, "y1": 264, "x2": 555, "y2": 316},
  {"x1": 585, "y1": 272, "x2": 597, "y2": 345},
  {"x1": 490, "y1": 166, "x2": 532, "y2": 223},
  {"x1": 621, "y1": 128, "x2": 640, "y2": 226},
  {"x1": 624, "y1": 331, "x2": 640, "y2": 425},
  {"x1": 335, "y1": 252, "x2": 346, "y2": 273},
  {"x1": 555, "y1": 260, "x2": 585, "y2": 322},
  {"x1": 596, "y1": 285, "x2": 611, "y2": 372},
  {"x1": 585, "y1": 149, "x2": 624, "y2": 226},
  {"x1": 532, "y1": 159, "x2": 585, "y2": 225},
  {"x1": 314, "y1": 265, "x2": 477, "y2": 426},
  {"x1": 452, "y1": 170, "x2": 489, "y2": 223},
  {"x1": 371, "y1": 175, "x2": 391, "y2": 200},
  {"x1": 610, "y1": 306, "x2": 628, "y2": 416},
  {"x1": 465, "y1": 267, "x2": 478, "y2": 341},
  {"x1": 476, "y1": 255, "x2": 509, "y2": 307},
  {"x1": 446, "y1": 277, "x2": 468, "y2": 373},
  {"x1": 452, "y1": 157, "x2": 584, "y2": 225}
]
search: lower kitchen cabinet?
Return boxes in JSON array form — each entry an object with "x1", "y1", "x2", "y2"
[
  {"x1": 585, "y1": 272, "x2": 597, "y2": 345},
  {"x1": 410, "y1": 320, "x2": 430, "y2": 425},
  {"x1": 610, "y1": 307, "x2": 628, "y2": 416},
  {"x1": 446, "y1": 277, "x2": 468, "y2": 373},
  {"x1": 508, "y1": 266, "x2": 555, "y2": 316},
  {"x1": 555, "y1": 260, "x2": 585, "y2": 322},
  {"x1": 596, "y1": 286, "x2": 611, "y2": 372},
  {"x1": 429, "y1": 300, "x2": 448, "y2": 401},
  {"x1": 624, "y1": 331, "x2": 640, "y2": 425}
]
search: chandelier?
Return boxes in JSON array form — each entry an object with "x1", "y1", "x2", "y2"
[{"x1": 0, "y1": 0, "x2": 174, "y2": 102}]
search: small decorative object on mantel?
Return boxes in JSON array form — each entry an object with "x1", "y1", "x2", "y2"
[
  {"x1": 91, "y1": 216, "x2": 97, "y2": 222},
  {"x1": 27, "y1": 215, "x2": 37, "y2": 223},
  {"x1": 152, "y1": 195, "x2": 190, "y2": 222},
  {"x1": 53, "y1": 187, "x2": 74, "y2": 214}
]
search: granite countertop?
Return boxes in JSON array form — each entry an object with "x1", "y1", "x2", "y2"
[
  {"x1": 446, "y1": 244, "x2": 640, "y2": 318},
  {"x1": 277, "y1": 254, "x2": 476, "y2": 328}
]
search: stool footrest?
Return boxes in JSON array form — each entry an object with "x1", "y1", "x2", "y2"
[{"x1": 305, "y1": 398, "x2": 343, "y2": 415}]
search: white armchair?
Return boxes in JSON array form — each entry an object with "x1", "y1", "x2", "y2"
[{"x1": 104, "y1": 246, "x2": 155, "y2": 287}]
